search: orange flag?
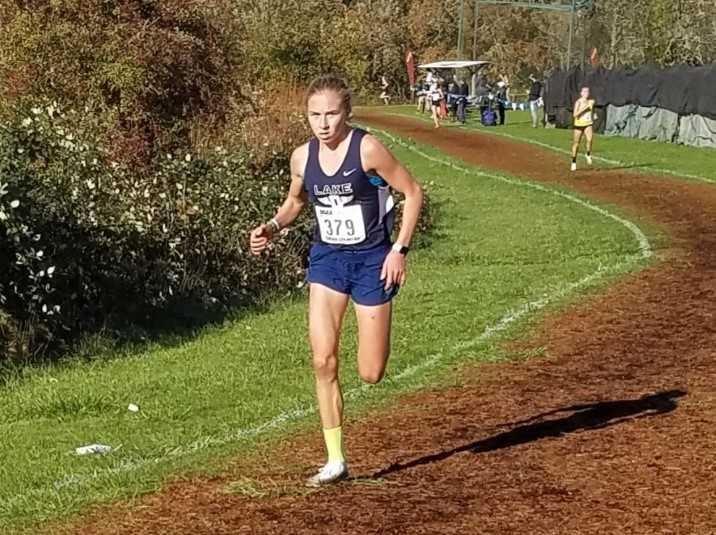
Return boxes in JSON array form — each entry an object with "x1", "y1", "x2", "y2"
[{"x1": 406, "y1": 50, "x2": 416, "y2": 87}]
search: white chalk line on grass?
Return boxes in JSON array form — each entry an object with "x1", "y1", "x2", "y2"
[
  {"x1": 387, "y1": 260, "x2": 636, "y2": 383},
  {"x1": 384, "y1": 111, "x2": 715, "y2": 185},
  {"x1": 372, "y1": 126, "x2": 652, "y2": 260},
  {"x1": 0, "y1": 130, "x2": 652, "y2": 514},
  {"x1": 488, "y1": 129, "x2": 715, "y2": 185}
]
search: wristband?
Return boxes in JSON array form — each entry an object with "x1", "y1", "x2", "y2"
[
  {"x1": 392, "y1": 242, "x2": 409, "y2": 255},
  {"x1": 269, "y1": 218, "x2": 281, "y2": 233}
]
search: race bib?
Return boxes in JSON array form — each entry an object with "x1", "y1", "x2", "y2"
[{"x1": 315, "y1": 204, "x2": 366, "y2": 245}]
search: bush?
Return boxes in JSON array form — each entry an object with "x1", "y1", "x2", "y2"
[
  {"x1": 0, "y1": 102, "x2": 313, "y2": 360},
  {"x1": 0, "y1": 97, "x2": 436, "y2": 362},
  {"x1": 0, "y1": 1, "x2": 247, "y2": 165}
]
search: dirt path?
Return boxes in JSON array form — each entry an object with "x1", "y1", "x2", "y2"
[{"x1": 60, "y1": 113, "x2": 716, "y2": 535}]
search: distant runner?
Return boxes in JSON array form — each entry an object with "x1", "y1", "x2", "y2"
[
  {"x1": 571, "y1": 86, "x2": 595, "y2": 172},
  {"x1": 430, "y1": 80, "x2": 444, "y2": 129},
  {"x1": 379, "y1": 74, "x2": 391, "y2": 105},
  {"x1": 249, "y1": 74, "x2": 424, "y2": 486}
]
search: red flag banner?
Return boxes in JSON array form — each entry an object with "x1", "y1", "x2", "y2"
[{"x1": 406, "y1": 50, "x2": 416, "y2": 88}]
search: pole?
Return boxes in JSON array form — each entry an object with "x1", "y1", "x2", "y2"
[
  {"x1": 581, "y1": 15, "x2": 587, "y2": 68},
  {"x1": 472, "y1": 1, "x2": 480, "y2": 59},
  {"x1": 458, "y1": 0, "x2": 465, "y2": 59},
  {"x1": 566, "y1": 0, "x2": 575, "y2": 69}
]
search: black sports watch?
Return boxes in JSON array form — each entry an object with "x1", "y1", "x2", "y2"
[{"x1": 391, "y1": 243, "x2": 410, "y2": 256}]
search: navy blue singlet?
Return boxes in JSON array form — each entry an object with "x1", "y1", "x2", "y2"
[{"x1": 304, "y1": 128, "x2": 395, "y2": 250}]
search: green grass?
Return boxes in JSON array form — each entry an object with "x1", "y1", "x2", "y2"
[
  {"x1": 0, "y1": 130, "x2": 655, "y2": 533},
  {"x1": 377, "y1": 105, "x2": 716, "y2": 184}
]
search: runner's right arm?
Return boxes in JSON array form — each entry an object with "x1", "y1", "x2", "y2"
[
  {"x1": 574, "y1": 99, "x2": 594, "y2": 119},
  {"x1": 573, "y1": 99, "x2": 585, "y2": 118},
  {"x1": 249, "y1": 144, "x2": 308, "y2": 256}
]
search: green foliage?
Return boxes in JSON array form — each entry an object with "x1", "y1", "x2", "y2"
[
  {"x1": 407, "y1": 0, "x2": 459, "y2": 61},
  {"x1": 237, "y1": 0, "x2": 410, "y2": 97},
  {"x1": 0, "y1": 102, "x2": 313, "y2": 360},
  {"x1": 0, "y1": 2, "x2": 438, "y2": 362},
  {"x1": 589, "y1": 0, "x2": 715, "y2": 68},
  {"x1": 0, "y1": 0, "x2": 246, "y2": 162}
]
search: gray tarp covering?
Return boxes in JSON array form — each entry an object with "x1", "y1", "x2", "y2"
[
  {"x1": 605, "y1": 105, "x2": 715, "y2": 148},
  {"x1": 604, "y1": 104, "x2": 679, "y2": 143},
  {"x1": 605, "y1": 105, "x2": 679, "y2": 143},
  {"x1": 678, "y1": 115, "x2": 716, "y2": 149},
  {"x1": 605, "y1": 104, "x2": 640, "y2": 138},
  {"x1": 637, "y1": 107, "x2": 680, "y2": 143}
]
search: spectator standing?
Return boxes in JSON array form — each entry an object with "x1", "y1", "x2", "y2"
[
  {"x1": 528, "y1": 74, "x2": 543, "y2": 128},
  {"x1": 496, "y1": 80, "x2": 508, "y2": 126},
  {"x1": 456, "y1": 79, "x2": 469, "y2": 124}
]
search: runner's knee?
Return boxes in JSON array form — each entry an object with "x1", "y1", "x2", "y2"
[
  {"x1": 359, "y1": 367, "x2": 385, "y2": 385},
  {"x1": 358, "y1": 348, "x2": 389, "y2": 384},
  {"x1": 312, "y1": 352, "x2": 338, "y2": 381}
]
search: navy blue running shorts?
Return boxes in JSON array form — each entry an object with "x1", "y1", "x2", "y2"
[{"x1": 306, "y1": 243, "x2": 399, "y2": 306}]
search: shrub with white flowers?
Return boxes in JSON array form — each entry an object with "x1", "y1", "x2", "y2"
[
  {"x1": 0, "y1": 101, "x2": 435, "y2": 361},
  {"x1": 0, "y1": 101, "x2": 312, "y2": 359}
]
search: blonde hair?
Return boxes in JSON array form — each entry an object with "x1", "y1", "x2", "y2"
[{"x1": 305, "y1": 74, "x2": 353, "y2": 117}]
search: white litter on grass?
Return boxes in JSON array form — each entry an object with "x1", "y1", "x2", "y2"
[
  {"x1": 127, "y1": 404, "x2": 140, "y2": 413},
  {"x1": 3, "y1": 128, "x2": 653, "y2": 512},
  {"x1": 75, "y1": 444, "x2": 112, "y2": 456}
]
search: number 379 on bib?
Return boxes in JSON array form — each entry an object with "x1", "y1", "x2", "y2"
[{"x1": 315, "y1": 205, "x2": 366, "y2": 245}]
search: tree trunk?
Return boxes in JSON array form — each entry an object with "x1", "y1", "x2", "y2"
[{"x1": 608, "y1": 4, "x2": 619, "y2": 68}]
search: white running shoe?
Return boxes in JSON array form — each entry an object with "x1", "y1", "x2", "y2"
[
  {"x1": 305, "y1": 461, "x2": 349, "y2": 487},
  {"x1": 570, "y1": 162, "x2": 577, "y2": 172},
  {"x1": 586, "y1": 154, "x2": 593, "y2": 165}
]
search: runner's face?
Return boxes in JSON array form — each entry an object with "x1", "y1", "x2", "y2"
[
  {"x1": 581, "y1": 88, "x2": 590, "y2": 99},
  {"x1": 307, "y1": 91, "x2": 348, "y2": 143}
]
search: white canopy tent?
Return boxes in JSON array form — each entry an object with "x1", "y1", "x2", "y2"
[
  {"x1": 417, "y1": 60, "x2": 491, "y2": 97},
  {"x1": 418, "y1": 60, "x2": 490, "y2": 70}
]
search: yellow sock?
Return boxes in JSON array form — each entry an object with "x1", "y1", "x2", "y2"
[{"x1": 323, "y1": 426, "x2": 345, "y2": 463}]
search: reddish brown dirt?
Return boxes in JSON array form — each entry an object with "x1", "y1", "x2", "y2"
[{"x1": 58, "y1": 113, "x2": 716, "y2": 535}]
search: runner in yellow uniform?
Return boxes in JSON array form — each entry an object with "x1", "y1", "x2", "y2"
[{"x1": 571, "y1": 86, "x2": 595, "y2": 172}]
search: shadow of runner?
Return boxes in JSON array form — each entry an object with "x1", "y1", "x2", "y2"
[
  {"x1": 599, "y1": 163, "x2": 655, "y2": 172},
  {"x1": 372, "y1": 390, "x2": 686, "y2": 479}
]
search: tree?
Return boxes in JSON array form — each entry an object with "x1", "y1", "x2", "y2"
[
  {"x1": 0, "y1": 0, "x2": 246, "y2": 162},
  {"x1": 407, "y1": 0, "x2": 460, "y2": 62}
]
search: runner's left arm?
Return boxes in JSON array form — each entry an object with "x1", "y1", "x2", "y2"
[
  {"x1": 362, "y1": 134, "x2": 423, "y2": 248},
  {"x1": 361, "y1": 134, "x2": 424, "y2": 288}
]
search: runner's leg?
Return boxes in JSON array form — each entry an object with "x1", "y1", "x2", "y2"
[
  {"x1": 585, "y1": 125, "x2": 594, "y2": 154},
  {"x1": 309, "y1": 283, "x2": 349, "y2": 432},
  {"x1": 571, "y1": 128, "x2": 583, "y2": 159},
  {"x1": 355, "y1": 301, "x2": 392, "y2": 384},
  {"x1": 571, "y1": 128, "x2": 583, "y2": 170}
]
